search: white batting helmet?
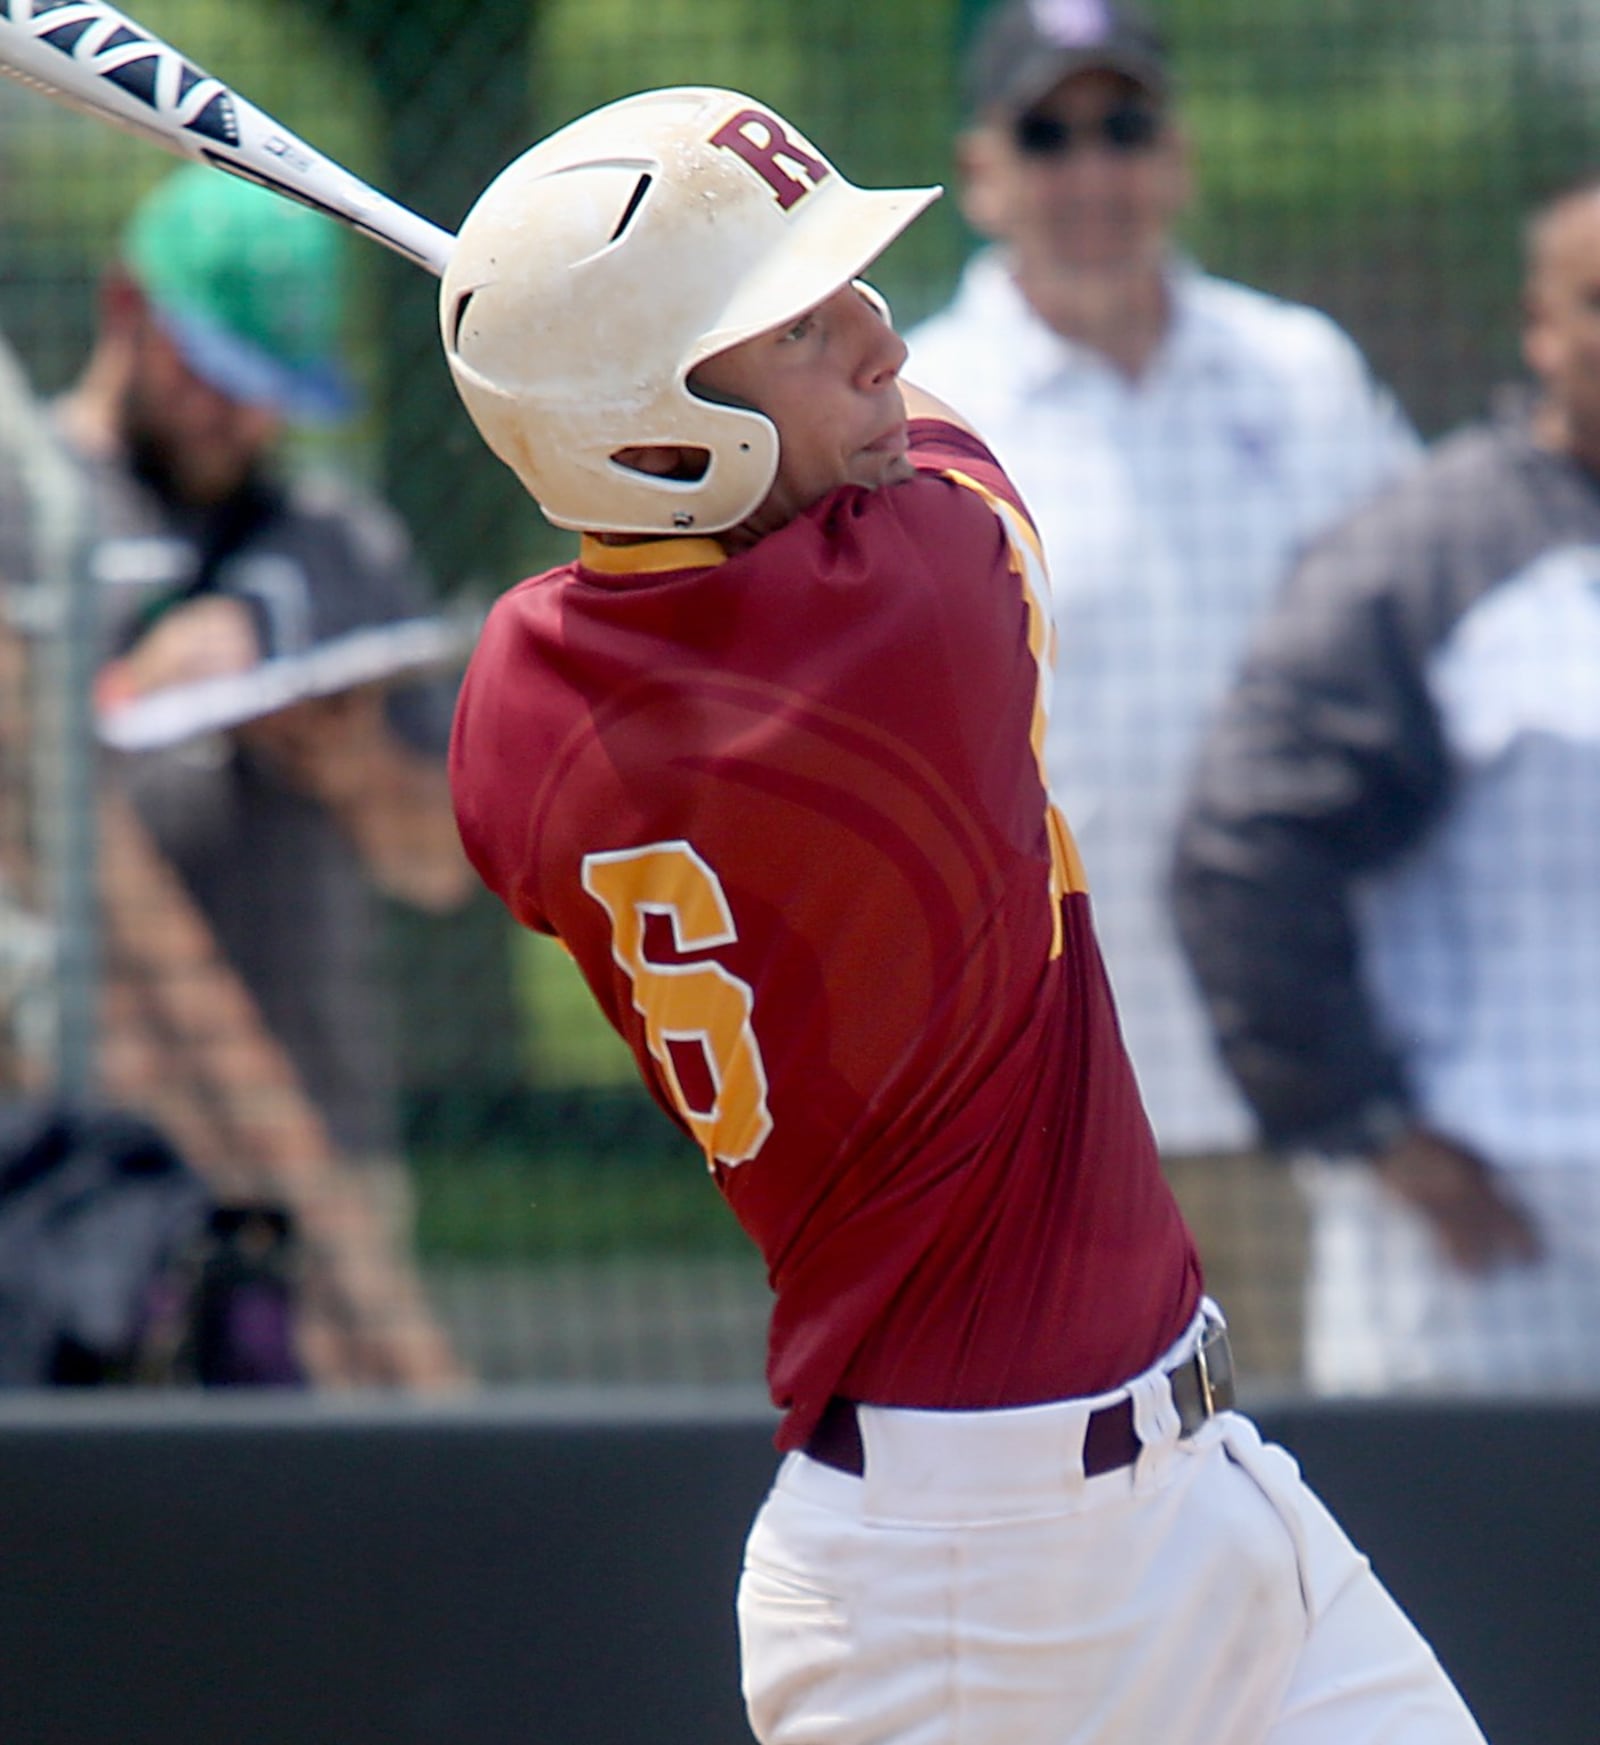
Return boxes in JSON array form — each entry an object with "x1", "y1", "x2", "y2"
[{"x1": 440, "y1": 86, "x2": 940, "y2": 536}]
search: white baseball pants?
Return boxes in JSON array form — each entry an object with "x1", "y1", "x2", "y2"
[{"x1": 737, "y1": 1318, "x2": 1485, "y2": 1744}]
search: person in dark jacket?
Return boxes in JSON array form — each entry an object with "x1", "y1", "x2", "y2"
[{"x1": 1173, "y1": 173, "x2": 1600, "y2": 1394}]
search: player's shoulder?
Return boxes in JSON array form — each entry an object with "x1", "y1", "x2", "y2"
[
  {"x1": 909, "y1": 420, "x2": 1031, "y2": 526},
  {"x1": 799, "y1": 421, "x2": 1035, "y2": 592},
  {"x1": 478, "y1": 562, "x2": 568, "y2": 625}
]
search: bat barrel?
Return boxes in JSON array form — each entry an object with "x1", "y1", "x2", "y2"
[
  {"x1": 0, "y1": 0, "x2": 455, "y2": 276},
  {"x1": 201, "y1": 150, "x2": 456, "y2": 278}
]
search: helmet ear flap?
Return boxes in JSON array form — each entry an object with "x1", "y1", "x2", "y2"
[
  {"x1": 598, "y1": 399, "x2": 780, "y2": 534},
  {"x1": 657, "y1": 398, "x2": 781, "y2": 531}
]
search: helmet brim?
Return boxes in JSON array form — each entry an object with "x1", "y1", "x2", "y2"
[{"x1": 690, "y1": 179, "x2": 940, "y2": 371}]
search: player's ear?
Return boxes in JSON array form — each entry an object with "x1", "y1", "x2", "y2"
[{"x1": 955, "y1": 126, "x2": 1012, "y2": 242}]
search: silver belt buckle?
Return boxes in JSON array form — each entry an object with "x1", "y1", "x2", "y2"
[{"x1": 1195, "y1": 1319, "x2": 1236, "y2": 1416}]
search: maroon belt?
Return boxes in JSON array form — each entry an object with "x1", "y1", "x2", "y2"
[{"x1": 803, "y1": 1322, "x2": 1236, "y2": 1480}]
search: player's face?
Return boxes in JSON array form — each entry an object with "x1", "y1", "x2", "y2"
[
  {"x1": 961, "y1": 69, "x2": 1188, "y2": 278},
  {"x1": 1524, "y1": 193, "x2": 1600, "y2": 469},
  {"x1": 692, "y1": 284, "x2": 913, "y2": 541},
  {"x1": 121, "y1": 316, "x2": 282, "y2": 508}
]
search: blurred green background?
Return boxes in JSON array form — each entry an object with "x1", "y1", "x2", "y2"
[{"x1": 4, "y1": 0, "x2": 1598, "y2": 1326}]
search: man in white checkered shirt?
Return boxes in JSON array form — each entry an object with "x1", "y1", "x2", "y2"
[{"x1": 907, "y1": 0, "x2": 1420, "y2": 1377}]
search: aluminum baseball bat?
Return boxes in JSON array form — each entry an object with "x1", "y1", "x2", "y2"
[{"x1": 0, "y1": 0, "x2": 454, "y2": 276}]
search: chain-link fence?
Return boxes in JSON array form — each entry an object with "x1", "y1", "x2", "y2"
[{"x1": 2, "y1": 0, "x2": 1597, "y2": 1396}]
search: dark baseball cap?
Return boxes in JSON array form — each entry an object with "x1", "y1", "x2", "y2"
[
  {"x1": 122, "y1": 166, "x2": 356, "y2": 423},
  {"x1": 966, "y1": 0, "x2": 1172, "y2": 119}
]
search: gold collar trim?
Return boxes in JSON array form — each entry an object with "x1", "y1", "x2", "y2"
[{"x1": 578, "y1": 534, "x2": 728, "y2": 574}]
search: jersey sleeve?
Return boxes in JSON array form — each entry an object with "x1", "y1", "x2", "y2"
[{"x1": 907, "y1": 417, "x2": 1035, "y2": 528}]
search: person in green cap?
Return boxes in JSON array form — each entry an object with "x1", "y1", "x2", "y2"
[{"x1": 57, "y1": 165, "x2": 472, "y2": 1390}]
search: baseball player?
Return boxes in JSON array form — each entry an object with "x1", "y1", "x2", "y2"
[{"x1": 444, "y1": 87, "x2": 1485, "y2": 1744}]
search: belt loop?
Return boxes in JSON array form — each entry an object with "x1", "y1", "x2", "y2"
[{"x1": 1128, "y1": 1369, "x2": 1180, "y2": 1483}]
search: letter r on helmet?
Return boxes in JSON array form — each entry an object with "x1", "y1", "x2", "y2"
[{"x1": 710, "y1": 108, "x2": 832, "y2": 211}]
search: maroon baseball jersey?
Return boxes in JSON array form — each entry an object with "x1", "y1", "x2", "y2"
[{"x1": 451, "y1": 420, "x2": 1201, "y2": 1447}]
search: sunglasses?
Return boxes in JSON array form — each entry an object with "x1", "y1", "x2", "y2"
[{"x1": 1012, "y1": 103, "x2": 1164, "y2": 159}]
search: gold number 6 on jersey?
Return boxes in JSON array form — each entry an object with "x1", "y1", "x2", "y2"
[{"x1": 582, "y1": 841, "x2": 774, "y2": 1168}]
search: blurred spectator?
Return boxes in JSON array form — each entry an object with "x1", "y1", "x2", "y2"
[
  {"x1": 0, "y1": 324, "x2": 78, "y2": 1091},
  {"x1": 54, "y1": 166, "x2": 472, "y2": 1387},
  {"x1": 906, "y1": 0, "x2": 1419, "y2": 1377},
  {"x1": 1, "y1": 297, "x2": 458, "y2": 1390},
  {"x1": 1172, "y1": 174, "x2": 1600, "y2": 1395}
]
